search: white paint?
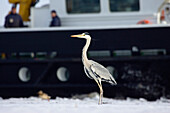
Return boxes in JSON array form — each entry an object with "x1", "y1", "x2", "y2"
[
  {"x1": 47, "y1": 0, "x2": 162, "y2": 27},
  {"x1": 1, "y1": 24, "x2": 170, "y2": 33},
  {"x1": 31, "y1": 5, "x2": 50, "y2": 28},
  {"x1": 0, "y1": 0, "x2": 167, "y2": 28},
  {"x1": 0, "y1": 0, "x2": 12, "y2": 27}
]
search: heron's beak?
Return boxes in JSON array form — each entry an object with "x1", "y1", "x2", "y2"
[{"x1": 71, "y1": 34, "x2": 83, "y2": 38}]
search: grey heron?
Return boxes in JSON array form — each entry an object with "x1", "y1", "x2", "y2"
[{"x1": 71, "y1": 32, "x2": 117, "y2": 104}]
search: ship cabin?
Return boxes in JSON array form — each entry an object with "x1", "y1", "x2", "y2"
[{"x1": 30, "y1": 0, "x2": 169, "y2": 28}]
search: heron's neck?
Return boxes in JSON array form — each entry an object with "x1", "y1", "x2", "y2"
[{"x1": 82, "y1": 38, "x2": 91, "y2": 62}]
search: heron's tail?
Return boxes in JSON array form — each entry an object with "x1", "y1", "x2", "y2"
[{"x1": 109, "y1": 76, "x2": 117, "y2": 85}]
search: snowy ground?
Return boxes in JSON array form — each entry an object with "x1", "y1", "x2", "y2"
[{"x1": 0, "y1": 96, "x2": 170, "y2": 113}]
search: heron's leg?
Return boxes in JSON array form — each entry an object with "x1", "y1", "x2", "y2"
[
  {"x1": 94, "y1": 79, "x2": 102, "y2": 105},
  {"x1": 99, "y1": 79, "x2": 103, "y2": 104}
]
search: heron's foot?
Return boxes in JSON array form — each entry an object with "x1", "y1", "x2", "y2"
[
  {"x1": 98, "y1": 96, "x2": 102, "y2": 105},
  {"x1": 98, "y1": 90, "x2": 103, "y2": 105},
  {"x1": 98, "y1": 101, "x2": 102, "y2": 105}
]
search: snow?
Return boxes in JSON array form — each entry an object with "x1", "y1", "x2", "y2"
[{"x1": 0, "y1": 96, "x2": 170, "y2": 113}]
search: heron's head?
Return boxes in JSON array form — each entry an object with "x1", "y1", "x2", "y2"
[{"x1": 71, "y1": 32, "x2": 91, "y2": 39}]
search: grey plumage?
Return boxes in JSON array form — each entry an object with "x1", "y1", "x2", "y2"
[
  {"x1": 71, "y1": 32, "x2": 117, "y2": 104},
  {"x1": 84, "y1": 60, "x2": 116, "y2": 85}
]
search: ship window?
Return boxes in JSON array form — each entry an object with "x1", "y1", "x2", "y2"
[
  {"x1": 109, "y1": 0, "x2": 140, "y2": 12},
  {"x1": 66, "y1": 0, "x2": 100, "y2": 14}
]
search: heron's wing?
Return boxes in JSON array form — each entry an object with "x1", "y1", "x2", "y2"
[
  {"x1": 89, "y1": 60, "x2": 111, "y2": 79},
  {"x1": 89, "y1": 60, "x2": 117, "y2": 84},
  {"x1": 84, "y1": 66, "x2": 93, "y2": 79}
]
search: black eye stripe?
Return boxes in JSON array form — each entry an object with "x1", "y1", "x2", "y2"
[
  {"x1": 82, "y1": 32, "x2": 89, "y2": 36},
  {"x1": 84, "y1": 32, "x2": 89, "y2": 35}
]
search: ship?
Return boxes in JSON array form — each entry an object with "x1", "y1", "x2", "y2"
[{"x1": 0, "y1": 0, "x2": 170, "y2": 100}]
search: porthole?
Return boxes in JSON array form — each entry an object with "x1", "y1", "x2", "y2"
[
  {"x1": 56, "y1": 67, "x2": 70, "y2": 82},
  {"x1": 18, "y1": 67, "x2": 31, "y2": 82}
]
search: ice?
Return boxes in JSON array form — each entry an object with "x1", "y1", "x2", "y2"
[{"x1": 0, "y1": 96, "x2": 170, "y2": 113}]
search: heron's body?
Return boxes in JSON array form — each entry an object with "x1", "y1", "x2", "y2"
[
  {"x1": 84, "y1": 60, "x2": 116, "y2": 85},
  {"x1": 71, "y1": 32, "x2": 117, "y2": 104}
]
